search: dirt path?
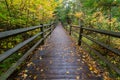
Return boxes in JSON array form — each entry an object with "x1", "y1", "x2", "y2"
[{"x1": 13, "y1": 23, "x2": 102, "y2": 80}]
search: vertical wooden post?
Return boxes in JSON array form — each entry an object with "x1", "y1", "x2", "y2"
[
  {"x1": 69, "y1": 25, "x2": 72, "y2": 35},
  {"x1": 40, "y1": 24, "x2": 44, "y2": 45},
  {"x1": 78, "y1": 19, "x2": 83, "y2": 46},
  {"x1": 50, "y1": 24, "x2": 52, "y2": 34},
  {"x1": 54, "y1": 22, "x2": 56, "y2": 29}
]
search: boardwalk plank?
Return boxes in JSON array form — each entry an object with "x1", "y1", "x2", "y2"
[{"x1": 11, "y1": 23, "x2": 102, "y2": 80}]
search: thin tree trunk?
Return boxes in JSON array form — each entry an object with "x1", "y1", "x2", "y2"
[{"x1": 4, "y1": 0, "x2": 12, "y2": 28}]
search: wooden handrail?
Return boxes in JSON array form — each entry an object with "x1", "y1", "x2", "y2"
[
  {"x1": 0, "y1": 25, "x2": 42, "y2": 39},
  {"x1": 65, "y1": 24, "x2": 120, "y2": 75},
  {"x1": 0, "y1": 32, "x2": 43, "y2": 62},
  {"x1": 82, "y1": 34, "x2": 120, "y2": 56},
  {"x1": 82, "y1": 27, "x2": 120, "y2": 38},
  {"x1": 82, "y1": 40, "x2": 120, "y2": 75},
  {"x1": 0, "y1": 22, "x2": 56, "y2": 80},
  {"x1": 70, "y1": 25, "x2": 120, "y2": 38},
  {"x1": 0, "y1": 23, "x2": 53, "y2": 39}
]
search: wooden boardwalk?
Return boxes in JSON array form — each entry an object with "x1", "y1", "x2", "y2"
[{"x1": 12, "y1": 23, "x2": 102, "y2": 80}]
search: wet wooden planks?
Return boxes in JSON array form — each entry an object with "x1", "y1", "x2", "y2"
[{"x1": 11, "y1": 23, "x2": 102, "y2": 80}]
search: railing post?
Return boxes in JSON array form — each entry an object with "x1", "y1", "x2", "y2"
[
  {"x1": 50, "y1": 24, "x2": 52, "y2": 34},
  {"x1": 54, "y1": 22, "x2": 56, "y2": 29},
  {"x1": 52, "y1": 23, "x2": 55, "y2": 29},
  {"x1": 40, "y1": 24, "x2": 44, "y2": 45},
  {"x1": 78, "y1": 20, "x2": 83, "y2": 46},
  {"x1": 69, "y1": 25, "x2": 72, "y2": 35}
]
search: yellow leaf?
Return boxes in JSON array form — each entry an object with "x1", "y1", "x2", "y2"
[
  {"x1": 22, "y1": 74, "x2": 27, "y2": 79},
  {"x1": 27, "y1": 62, "x2": 33, "y2": 67},
  {"x1": 66, "y1": 71, "x2": 70, "y2": 74},
  {"x1": 41, "y1": 69, "x2": 44, "y2": 72},
  {"x1": 76, "y1": 76, "x2": 80, "y2": 80},
  {"x1": 24, "y1": 70, "x2": 28, "y2": 73},
  {"x1": 77, "y1": 67, "x2": 83, "y2": 70},
  {"x1": 34, "y1": 75, "x2": 37, "y2": 79},
  {"x1": 89, "y1": 66, "x2": 93, "y2": 71},
  {"x1": 39, "y1": 56, "x2": 42, "y2": 60}
]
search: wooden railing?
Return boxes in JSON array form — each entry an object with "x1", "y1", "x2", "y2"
[
  {"x1": 0, "y1": 22, "x2": 56, "y2": 80},
  {"x1": 65, "y1": 23, "x2": 120, "y2": 75}
]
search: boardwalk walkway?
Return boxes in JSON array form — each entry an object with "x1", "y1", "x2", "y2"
[{"x1": 13, "y1": 23, "x2": 102, "y2": 80}]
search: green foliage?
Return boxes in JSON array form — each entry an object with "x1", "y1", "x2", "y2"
[
  {"x1": 59, "y1": 0, "x2": 120, "y2": 79},
  {"x1": 0, "y1": 0, "x2": 59, "y2": 30},
  {"x1": 0, "y1": 0, "x2": 61, "y2": 77}
]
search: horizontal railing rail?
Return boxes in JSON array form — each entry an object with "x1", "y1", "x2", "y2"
[
  {"x1": 0, "y1": 25, "x2": 42, "y2": 39},
  {"x1": 70, "y1": 25, "x2": 120, "y2": 38},
  {"x1": 65, "y1": 23, "x2": 120, "y2": 75},
  {"x1": 0, "y1": 32, "x2": 43, "y2": 62},
  {"x1": 82, "y1": 40, "x2": 120, "y2": 74},
  {"x1": 82, "y1": 27, "x2": 120, "y2": 38},
  {"x1": 44, "y1": 27, "x2": 52, "y2": 32},
  {"x1": 82, "y1": 34, "x2": 120, "y2": 56},
  {"x1": 0, "y1": 22, "x2": 56, "y2": 80},
  {"x1": 0, "y1": 23, "x2": 53, "y2": 39}
]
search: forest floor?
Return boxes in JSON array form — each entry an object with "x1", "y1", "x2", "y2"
[{"x1": 10, "y1": 23, "x2": 112, "y2": 80}]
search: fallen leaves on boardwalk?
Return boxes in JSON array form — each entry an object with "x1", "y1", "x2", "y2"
[
  {"x1": 66, "y1": 71, "x2": 70, "y2": 74},
  {"x1": 76, "y1": 75, "x2": 80, "y2": 80},
  {"x1": 77, "y1": 46, "x2": 113, "y2": 80},
  {"x1": 12, "y1": 23, "x2": 109, "y2": 80},
  {"x1": 39, "y1": 56, "x2": 42, "y2": 60}
]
